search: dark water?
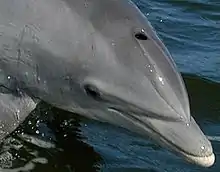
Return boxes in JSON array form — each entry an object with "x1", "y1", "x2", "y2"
[{"x1": 0, "y1": 0, "x2": 219, "y2": 171}]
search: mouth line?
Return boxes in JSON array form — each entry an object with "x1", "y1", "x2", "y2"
[{"x1": 108, "y1": 107, "x2": 213, "y2": 159}]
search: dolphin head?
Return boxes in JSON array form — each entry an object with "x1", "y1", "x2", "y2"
[{"x1": 52, "y1": 0, "x2": 215, "y2": 167}]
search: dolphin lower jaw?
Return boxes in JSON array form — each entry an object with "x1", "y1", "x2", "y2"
[{"x1": 107, "y1": 107, "x2": 215, "y2": 167}]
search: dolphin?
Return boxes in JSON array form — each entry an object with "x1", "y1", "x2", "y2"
[{"x1": 0, "y1": 0, "x2": 215, "y2": 167}]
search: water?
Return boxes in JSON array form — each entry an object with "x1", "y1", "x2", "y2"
[{"x1": 0, "y1": 0, "x2": 219, "y2": 171}]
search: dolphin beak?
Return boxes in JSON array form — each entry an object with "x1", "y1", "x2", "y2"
[{"x1": 135, "y1": 115, "x2": 215, "y2": 167}]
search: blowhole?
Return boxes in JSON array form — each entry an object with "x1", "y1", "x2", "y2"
[{"x1": 135, "y1": 32, "x2": 148, "y2": 40}]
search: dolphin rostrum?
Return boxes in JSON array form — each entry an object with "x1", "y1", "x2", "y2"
[{"x1": 0, "y1": 0, "x2": 215, "y2": 167}]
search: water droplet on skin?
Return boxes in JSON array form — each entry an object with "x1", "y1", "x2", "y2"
[
  {"x1": 64, "y1": 134, "x2": 67, "y2": 137},
  {"x1": 146, "y1": 13, "x2": 150, "y2": 16},
  {"x1": 28, "y1": 121, "x2": 32, "y2": 125},
  {"x1": 7, "y1": 76, "x2": 11, "y2": 80},
  {"x1": 32, "y1": 34, "x2": 39, "y2": 43},
  {"x1": 9, "y1": 23, "x2": 16, "y2": 27},
  {"x1": 186, "y1": 123, "x2": 190, "y2": 126},
  {"x1": 41, "y1": 133, "x2": 45, "y2": 137},
  {"x1": 84, "y1": 2, "x2": 88, "y2": 7},
  {"x1": 160, "y1": 19, "x2": 163, "y2": 22},
  {"x1": 15, "y1": 110, "x2": 20, "y2": 120},
  {"x1": 36, "y1": 130, "x2": 39, "y2": 134},
  {"x1": 201, "y1": 146, "x2": 205, "y2": 150},
  {"x1": 37, "y1": 77, "x2": 41, "y2": 81},
  {"x1": 146, "y1": 65, "x2": 154, "y2": 73},
  {"x1": 158, "y1": 76, "x2": 165, "y2": 85},
  {"x1": 25, "y1": 72, "x2": 28, "y2": 76}
]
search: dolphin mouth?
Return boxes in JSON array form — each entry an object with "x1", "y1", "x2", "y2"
[
  {"x1": 176, "y1": 147, "x2": 215, "y2": 167},
  {"x1": 108, "y1": 107, "x2": 215, "y2": 167}
]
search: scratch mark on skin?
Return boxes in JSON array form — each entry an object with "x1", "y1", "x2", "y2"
[
  {"x1": 16, "y1": 24, "x2": 40, "y2": 68},
  {"x1": 35, "y1": 64, "x2": 40, "y2": 84},
  {"x1": 16, "y1": 27, "x2": 25, "y2": 68}
]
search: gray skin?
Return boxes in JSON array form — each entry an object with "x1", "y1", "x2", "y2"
[{"x1": 0, "y1": 0, "x2": 215, "y2": 167}]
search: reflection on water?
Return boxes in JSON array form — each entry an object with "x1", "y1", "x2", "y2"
[
  {"x1": 0, "y1": 74, "x2": 219, "y2": 172},
  {"x1": 0, "y1": 104, "x2": 103, "y2": 172},
  {"x1": 183, "y1": 74, "x2": 220, "y2": 122}
]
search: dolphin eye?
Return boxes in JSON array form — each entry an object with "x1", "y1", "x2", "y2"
[
  {"x1": 84, "y1": 84, "x2": 101, "y2": 100},
  {"x1": 135, "y1": 32, "x2": 148, "y2": 40}
]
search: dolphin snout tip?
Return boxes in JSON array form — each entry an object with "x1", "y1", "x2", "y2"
[{"x1": 183, "y1": 151, "x2": 215, "y2": 168}]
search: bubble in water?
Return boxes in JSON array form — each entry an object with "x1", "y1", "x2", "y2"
[{"x1": 64, "y1": 121, "x2": 68, "y2": 126}]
